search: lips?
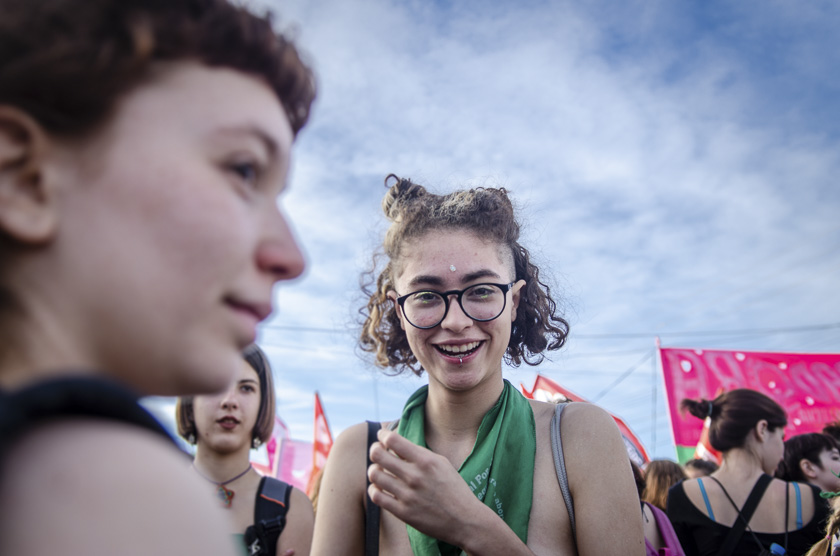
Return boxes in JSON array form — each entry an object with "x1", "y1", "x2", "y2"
[
  {"x1": 226, "y1": 298, "x2": 272, "y2": 322},
  {"x1": 217, "y1": 416, "x2": 240, "y2": 430},
  {"x1": 225, "y1": 298, "x2": 272, "y2": 344},
  {"x1": 435, "y1": 340, "x2": 483, "y2": 361}
]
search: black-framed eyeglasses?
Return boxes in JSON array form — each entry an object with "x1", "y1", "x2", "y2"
[{"x1": 395, "y1": 282, "x2": 515, "y2": 330}]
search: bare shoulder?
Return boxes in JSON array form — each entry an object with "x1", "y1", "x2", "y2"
[
  {"x1": 527, "y1": 399, "x2": 556, "y2": 431},
  {"x1": 311, "y1": 421, "x2": 373, "y2": 556},
  {"x1": 289, "y1": 485, "x2": 315, "y2": 515},
  {"x1": 329, "y1": 420, "x2": 373, "y2": 466},
  {"x1": 557, "y1": 401, "x2": 617, "y2": 436},
  {"x1": 280, "y1": 486, "x2": 314, "y2": 556},
  {"x1": 0, "y1": 419, "x2": 237, "y2": 556},
  {"x1": 544, "y1": 403, "x2": 646, "y2": 554}
]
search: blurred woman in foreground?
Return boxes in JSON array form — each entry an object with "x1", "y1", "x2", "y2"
[{"x1": 0, "y1": 1, "x2": 315, "y2": 553}]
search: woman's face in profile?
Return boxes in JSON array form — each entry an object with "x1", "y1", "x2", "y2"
[{"x1": 48, "y1": 62, "x2": 304, "y2": 396}]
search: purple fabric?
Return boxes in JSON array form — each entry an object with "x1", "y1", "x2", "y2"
[{"x1": 645, "y1": 502, "x2": 686, "y2": 556}]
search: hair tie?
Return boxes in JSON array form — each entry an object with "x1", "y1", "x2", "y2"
[{"x1": 707, "y1": 401, "x2": 714, "y2": 418}]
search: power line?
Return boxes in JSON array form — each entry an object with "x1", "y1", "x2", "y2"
[
  {"x1": 590, "y1": 350, "x2": 655, "y2": 403},
  {"x1": 572, "y1": 322, "x2": 840, "y2": 340},
  {"x1": 260, "y1": 321, "x2": 840, "y2": 339}
]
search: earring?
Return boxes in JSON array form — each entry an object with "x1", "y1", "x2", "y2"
[
  {"x1": 187, "y1": 433, "x2": 196, "y2": 445},
  {"x1": 252, "y1": 437, "x2": 262, "y2": 449}
]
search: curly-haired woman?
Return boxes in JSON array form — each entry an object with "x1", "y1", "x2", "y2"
[{"x1": 311, "y1": 175, "x2": 644, "y2": 555}]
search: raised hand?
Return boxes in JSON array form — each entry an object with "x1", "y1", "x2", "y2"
[{"x1": 366, "y1": 428, "x2": 484, "y2": 546}]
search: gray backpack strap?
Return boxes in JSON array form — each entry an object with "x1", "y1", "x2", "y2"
[{"x1": 551, "y1": 403, "x2": 576, "y2": 545}]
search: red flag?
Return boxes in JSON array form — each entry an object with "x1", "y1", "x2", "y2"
[
  {"x1": 693, "y1": 416, "x2": 722, "y2": 465},
  {"x1": 521, "y1": 374, "x2": 650, "y2": 466},
  {"x1": 691, "y1": 386, "x2": 724, "y2": 465},
  {"x1": 306, "y1": 391, "x2": 333, "y2": 496}
]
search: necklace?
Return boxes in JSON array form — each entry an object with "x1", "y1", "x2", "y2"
[{"x1": 192, "y1": 464, "x2": 252, "y2": 508}]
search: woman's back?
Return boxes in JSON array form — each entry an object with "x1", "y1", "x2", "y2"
[{"x1": 668, "y1": 475, "x2": 828, "y2": 556}]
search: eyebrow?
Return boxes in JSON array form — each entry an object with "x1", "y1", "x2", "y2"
[
  {"x1": 407, "y1": 269, "x2": 502, "y2": 289},
  {"x1": 214, "y1": 124, "x2": 282, "y2": 159}
]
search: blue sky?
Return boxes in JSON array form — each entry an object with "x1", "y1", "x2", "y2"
[{"x1": 150, "y1": 0, "x2": 840, "y2": 459}]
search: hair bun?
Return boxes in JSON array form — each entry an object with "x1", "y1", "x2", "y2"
[
  {"x1": 382, "y1": 174, "x2": 426, "y2": 221},
  {"x1": 680, "y1": 397, "x2": 713, "y2": 420}
]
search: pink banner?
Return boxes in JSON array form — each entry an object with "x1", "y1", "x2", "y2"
[
  {"x1": 659, "y1": 347, "x2": 840, "y2": 448},
  {"x1": 252, "y1": 416, "x2": 290, "y2": 477},
  {"x1": 277, "y1": 438, "x2": 314, "y2": 492}
]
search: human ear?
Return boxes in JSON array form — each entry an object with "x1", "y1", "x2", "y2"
[
  {"x1": 509, "y1": 279, "x2": 526, "y2": 321},
  {"x1": 754, "y1": 419, "x2": 769, "y2": 441},
  {"x1": 800, "y1": 458, "x2": 818, "y2": 480},
  {"x1": 387, "y1": 290, "x2": 405, "y2": 330},
  {"x1": 0, "y1": 107, "x2": 58, "y2": 244}
]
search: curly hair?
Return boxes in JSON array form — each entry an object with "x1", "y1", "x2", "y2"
[
  {"x1": 0, "y1": 0, "x2": 316, "y2": 350},
  {"x1": 359, "y1": 174, "x2": 569, "y2": 376},
  {"x1": 804, "y1": 502, "x2": 840, "y2": 556}
]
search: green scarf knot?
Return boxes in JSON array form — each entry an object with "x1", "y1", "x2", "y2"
[{"x1": 397, "y1": 379, "x2": 536, "y2": 555}]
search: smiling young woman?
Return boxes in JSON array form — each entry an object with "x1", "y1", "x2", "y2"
[
  {"x1": 0, "y1": 1, "x2": 315, "y2": 554},
  {"x1": 311, "y1": 175, "x2": 645, "y2": 556}
]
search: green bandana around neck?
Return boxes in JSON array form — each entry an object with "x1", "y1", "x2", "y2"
[{"x1": 396, "y1": 379, "x2": 536, "y2": 556}]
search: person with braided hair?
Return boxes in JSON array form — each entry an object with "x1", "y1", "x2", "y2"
[
  {"x1": 311, "y1": 175, "x2": 644, "y2": 555},
  {"x1": 668, "y1": 389, "x2": 829, "y2": 555},
  {"x1": 804, "y1": 498, "x2": 840, "y2": 556}
]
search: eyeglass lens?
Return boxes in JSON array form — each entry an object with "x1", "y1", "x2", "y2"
[{"x1": 402, "y1": 284, "x2": 506, "y2": 328}]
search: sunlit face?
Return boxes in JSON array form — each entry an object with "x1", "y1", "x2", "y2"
[
  {"x1": 810, "y1": 448, "x2": 840, "y2": 493},
  {"x1": 46, "y1": 62, "x2": 303, "y2": 395},
  {"x1": 390, "y1": 229, "x2": 523, "y2": 393},
  {"x1": 193, "y1": 361, "x2": 262, "y2": 454}
]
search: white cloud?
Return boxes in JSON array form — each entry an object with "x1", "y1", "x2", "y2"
[{"x1": 250, "y1": 0, "x2": 840, "y2": 457}]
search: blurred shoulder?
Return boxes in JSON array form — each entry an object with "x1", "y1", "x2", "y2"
[{"x1": 0, "y1": 419, "x2": 237, "y2": 555}]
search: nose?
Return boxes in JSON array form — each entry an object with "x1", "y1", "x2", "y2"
[
  {"x1": 258, "y1": 207, "x2": 306, "y2": 282},
  {"x1": 439, "y1": 294, "x2": 473, "y2": 332},
  {"x1": 220, "y1": 389, "x2": 239, "y2": 410}
]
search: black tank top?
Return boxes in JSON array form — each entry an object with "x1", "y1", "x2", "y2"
[{"x1": 0, "y1": 375, "x2": 176, "y2": 465}]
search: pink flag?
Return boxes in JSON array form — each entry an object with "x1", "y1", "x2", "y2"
[
  {"x1": 659, "y1": 346, "x2": 840, "y2": 463},
  {"x1": 521, "y1": 374, "x2": 650, "y2": 466},
  {"x1": 277, "y1": 438, "x2": 314, "y2": 492},
  {"x1": 251, "y1": 415, "x2": 290, "y2": 477}
]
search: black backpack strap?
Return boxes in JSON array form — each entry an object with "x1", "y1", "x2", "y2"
[
  {"x1": 0, "y1": 376, "x2": 175, "y2": 463},
  {"x1": 364, "y1": 421, "x2": 381, "y2": 556},
  {"x1": 244, "y1": 476, "x2": 292, "y2": 556},
  {"x1": 713, "y1": 474, "x2": 773, "y2": 556}
]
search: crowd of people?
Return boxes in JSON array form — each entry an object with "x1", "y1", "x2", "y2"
[{"x1": 0, "y1": 1, "x2": 838, "y2": 556}]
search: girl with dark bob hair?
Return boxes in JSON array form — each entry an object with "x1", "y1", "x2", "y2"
[
  {"x1": 776, "y1": 432, "x2": 840, "y2": 495},
  {"x1": 0, "y1": 0, "x2": 316, "y2": 553},
  {"x1": 312, "y1": 175, "x2": 644, "y2": 555},
  {"x1": 668, "y1": 389, "x2": 829, "y2": 555},
  {"x1": 176, "y1": 345, "x2": 314, "y2": 556}
]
